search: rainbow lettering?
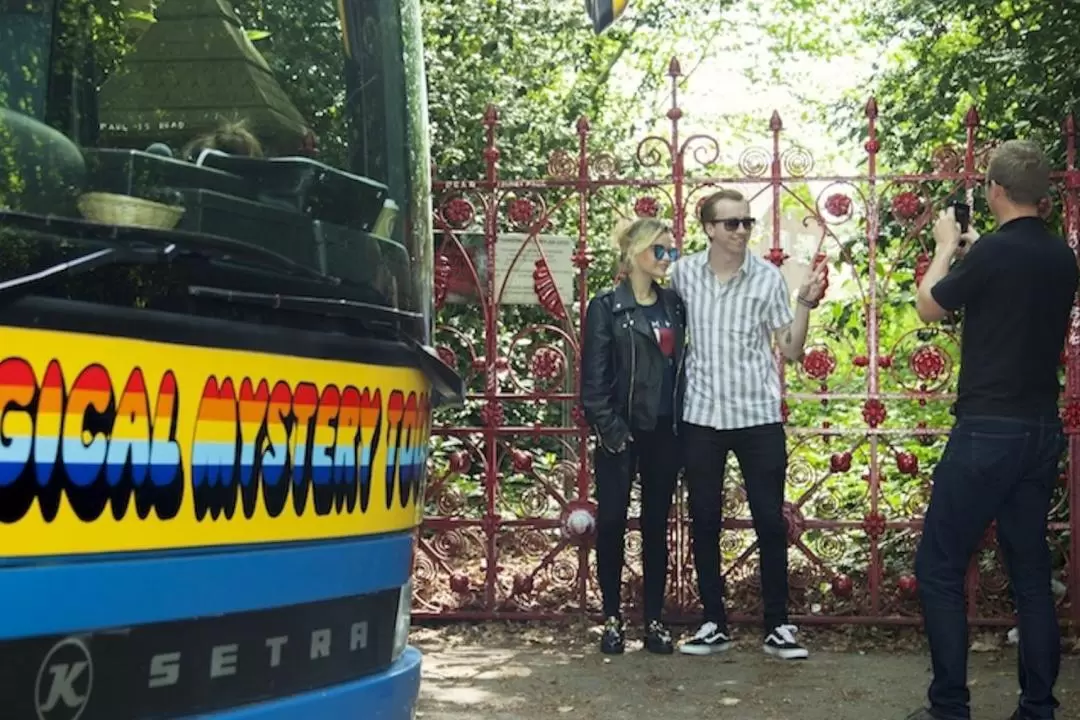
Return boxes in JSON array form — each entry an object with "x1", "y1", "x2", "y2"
[
  {"x1": 0, "y1": 359, "x2": 183, "y2": 524},
  {"x1": 0, "y1": 327, "x2": 432, "y2": 556}
]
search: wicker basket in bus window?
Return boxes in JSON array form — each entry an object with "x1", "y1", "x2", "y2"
[{"x1": 77, "y1": 192, "x2": 185, "y2": 230}]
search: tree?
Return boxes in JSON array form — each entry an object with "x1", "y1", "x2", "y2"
[
  {"x1": 421, "y1": 0, "x2": 742, "y2": 178},
  {"x1": 837, "y1": 0, "x2": 1080, "y2": 171}
]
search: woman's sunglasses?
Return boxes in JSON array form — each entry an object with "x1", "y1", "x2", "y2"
[
  {"x1": 651, "y1": 245, "x2": 679, "y2": 262},
  {"x1": 713, "y1": 217, "x2": 756, "y2": 231}
]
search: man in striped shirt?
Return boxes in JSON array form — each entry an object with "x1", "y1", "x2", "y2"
[{"x1": 670, "y1": 189, "x2": 826, "y2": 660}]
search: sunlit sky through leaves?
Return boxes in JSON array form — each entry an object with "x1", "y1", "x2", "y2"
[{"x1": 608, "y1": 0, "x2": 884, "y2": 176}]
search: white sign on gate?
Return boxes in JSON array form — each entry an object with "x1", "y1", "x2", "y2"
[
  {"x1": 446, "y1": 233, "x2": 577, "y2": 306},
  {"x1": 493, "y1": 233, "x2": 576, "y2": 305}
]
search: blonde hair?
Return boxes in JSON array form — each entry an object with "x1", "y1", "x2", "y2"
[{"x1": 615, "y1": 218, "x2": 672, "y2": 274}]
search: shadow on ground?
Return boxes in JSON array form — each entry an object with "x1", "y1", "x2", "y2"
[{"x1": 414, "y1": 624, "x2": 1080, "y2": 720}]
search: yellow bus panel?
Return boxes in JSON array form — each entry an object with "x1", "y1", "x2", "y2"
[{"x1": 0, "y1": 327, "x2": 431, "y2": 556}]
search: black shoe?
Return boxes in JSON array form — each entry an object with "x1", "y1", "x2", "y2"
[
  {"x1": 678, "y1": 621, "x2": 733, "y2": 655},
  {"x1": 643, "y1": 620, "x2": 674, "y2": 654},
  {"x1": 763, "y1": 624, "x2": 809, "y2": 660},
  {"x1": 600, "y1": 616, "x2": 625, "y2": 655}
]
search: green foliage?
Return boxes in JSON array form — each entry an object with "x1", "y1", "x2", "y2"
[
  {"x1": 422, "y1": 0, "x2": 743, "y2": 178},
  {"x1": 839, "y1": 0, "x2": 1080, "y2": 171}
]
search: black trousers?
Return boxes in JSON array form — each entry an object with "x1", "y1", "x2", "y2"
[
  {"x1": 916, "y1": 415, "x2": 1064, "y2": 720},
  {"x1": 594, "y1": 421, "x2": 679, "y2": 622},
  {"x1": 683, "y1": 421, "x2": 789, "y2": 631}
]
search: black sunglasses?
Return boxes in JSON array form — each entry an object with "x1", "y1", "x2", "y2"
[
  {"x1": 712, "y1": 217, "x2": 756, "y2": 231},
  {"x1": 651, "y1": 244, "x2": 679, "y2": 262}
]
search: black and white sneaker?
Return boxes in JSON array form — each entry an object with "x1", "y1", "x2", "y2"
[
  {"x1": 600, "y1": 616, "x2": 625, "y2": 655},
  {"x1": 763, "y1": 624, "x2": 809, "y2": 660},
  {"x1": 678, "y1": 621, "x2": 733, "y2": 655}
]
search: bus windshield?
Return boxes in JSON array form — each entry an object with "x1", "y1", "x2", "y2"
[{"x1": 0, "y1": 0, "x2": 433, "y2": 341}]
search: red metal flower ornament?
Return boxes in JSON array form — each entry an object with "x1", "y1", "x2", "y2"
[
  {"x1": 802, "y1": 348, "x2": 836, "y2": 381},
  {"x1": 507, "y1": 197, "x2": 536, "y2": 227},
  {"x1": 634, "y1": 196, "x2": 660, "y2": 217},
  {"x1": 891, "y1": 191, "x2": 921, "y2": 220},
  {"x1": 862, "y1": 398, "x2": 887, "y2": 427},
  {"x1": 824, "y1": 193, "x2": 852, "y2": 218},
  {"x1": 443, "y1": 197, "x2": 474, "y2": 228},
  {"x1": 910, "y1": 345, "x2": 946, "y2": 382}
]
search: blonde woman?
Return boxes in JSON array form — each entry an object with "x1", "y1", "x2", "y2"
[{"x1": 581, "y1": 218, "x2": 686, "y2": 655}]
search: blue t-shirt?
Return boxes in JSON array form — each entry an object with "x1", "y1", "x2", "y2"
[{"x1": 640, "y1": 301, "x2": 675, "y2": 419}]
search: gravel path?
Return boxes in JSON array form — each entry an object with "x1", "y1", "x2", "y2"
[{"x1": 413, "y1": 623, "x2": 1080, "y2": 720}]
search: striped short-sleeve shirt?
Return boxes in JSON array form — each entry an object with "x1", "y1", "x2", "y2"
[{"x1": 670, "y1": 249, "x2": 794, "y2": 430}]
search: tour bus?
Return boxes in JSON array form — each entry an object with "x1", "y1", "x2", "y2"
[{"x1": 0, "y1": 0, "x2": 461, "y2": 717}]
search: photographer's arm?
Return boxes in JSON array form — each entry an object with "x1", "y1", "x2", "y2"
[
  {"x1": 916, "y1": 209, "x2": 983, "y2": 323},
  {"x1": 915, "y1": 251, "x2": 956, "y2": 323}
]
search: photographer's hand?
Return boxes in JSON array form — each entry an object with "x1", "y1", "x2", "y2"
[
  {"x1": 932, "y1": 207, "x2": 963, "y2": 258},
  {"x1": 916, "y1": 207, "x2": 972, "y2": 323},
  {"x1": 956, "y1": 226, "x2": 981, "y2": 259}
]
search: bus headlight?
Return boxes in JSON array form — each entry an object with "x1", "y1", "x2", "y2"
[{"x1": 392, "y1": 579, "x2": 412, "y2": 661}]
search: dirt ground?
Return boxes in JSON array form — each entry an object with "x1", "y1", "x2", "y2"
[{"x1": 413, "y1": 622, "x2": 1080, "y2": 720}]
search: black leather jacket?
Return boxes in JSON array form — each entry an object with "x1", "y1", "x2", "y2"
[{"x1": 581, "y1": 280, "x2": 687, "y2": 453}]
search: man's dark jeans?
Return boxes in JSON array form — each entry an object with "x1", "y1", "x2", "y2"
[
  {"x1": 683, "y1": 421, "x2": 789, "y2": 631},
  {"x1": 916, "y1": 414, "x2": 1065, "y2": 720}
]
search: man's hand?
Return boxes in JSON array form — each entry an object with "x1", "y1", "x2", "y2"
[
  {"x1": 933, "y1": 207, "x2": 964, "y2": 258},
  {"x1": 798, "y1": 255, "x2": 828, "y2": 307},
  {"x1": 916, "y1": 207, "x2": 981, "y2": 323},
  {"x1": 955, "y1": 225, "x2": 981, "y2": 260}
]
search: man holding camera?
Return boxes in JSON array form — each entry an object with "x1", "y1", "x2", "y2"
[{"x1": 906, "y1": 140, "x2": 1078, "y2": 720}]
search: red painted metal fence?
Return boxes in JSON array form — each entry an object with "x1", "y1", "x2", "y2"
[{"x1": 414, "y1": 57, "x2": 1080, "y2": 627}]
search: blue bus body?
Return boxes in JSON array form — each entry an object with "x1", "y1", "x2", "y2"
[
  {"x1": 0, "y1": 0, "x2": 453, "y2": 716},
  {"x1": 0, "y1": 534, "x2": 420, "y2": 718}
]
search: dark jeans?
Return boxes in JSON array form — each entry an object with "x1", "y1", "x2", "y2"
[
  {"x1": 683, "y1": 421, "x2": 789, "y2": 631},
  {"x1": 916, "y1": 414, "x2": 1065, "y2": 720},
  {"x1": 594, "y1": 421, "x2": 679, "y2": 623}
]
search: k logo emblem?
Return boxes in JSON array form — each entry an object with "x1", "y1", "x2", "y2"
[{"x1": 35, "y1": 637, "x2": 93, "y2": 720}]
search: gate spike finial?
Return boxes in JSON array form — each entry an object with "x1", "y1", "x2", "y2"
[
  {"x1": 668, "y1": 57, "x2": 682, "y2": 77},
  {"x1": 865, "y1": 97, "x2": 878, "y2": 119},
  {"x1": 769, "y1": 110, "x2": 783, "y2": 132},
  {"x1": 964, "y1": 106, "x2": 980, "y2": 128}
]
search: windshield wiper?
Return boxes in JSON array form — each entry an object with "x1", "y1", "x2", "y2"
[
  {"x1": 187, "y1": 285, "x2": 464, "y2": 407},
  {"x1": 0, "y1": 244, "x2": 176, "y2": 302},
  {"x1": 0, "y1": 208, "x2": 337, "y2": 284},
  {"x1": 187, "y1": 285, "x2": 424, "y2": 321}
]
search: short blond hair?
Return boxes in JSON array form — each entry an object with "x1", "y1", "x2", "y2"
[
  {"x1": 615, "y1": 218, "x2": 671, "y2": 273},
  {"x1": 987, "y1": 140, "x2": 1050, "y2": 206}
]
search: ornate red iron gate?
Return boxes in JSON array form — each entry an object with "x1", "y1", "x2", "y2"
[{"x1": 415, "y1": 58, "x2": 1080, "y2": 627}]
